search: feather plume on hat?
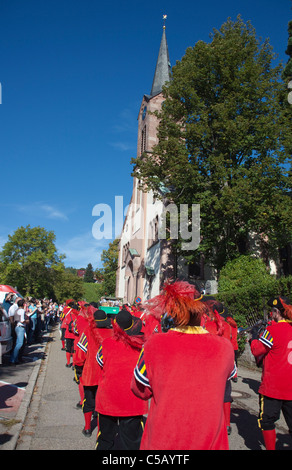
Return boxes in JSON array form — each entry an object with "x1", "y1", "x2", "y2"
[
  {"x1": 142, "y1": 280, "x2": 208, "y2": 327},
  {"x1": 280, "y1": 298, "x2": 292, "y2": 321}
]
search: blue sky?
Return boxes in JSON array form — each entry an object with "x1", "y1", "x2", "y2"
[{"x1": 0, "y1": 0, "x2": 290, "y2": 269}]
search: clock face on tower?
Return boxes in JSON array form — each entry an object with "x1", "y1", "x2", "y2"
[{"x1": 142, "y1": 106, "x2": 147, "y2": 120}]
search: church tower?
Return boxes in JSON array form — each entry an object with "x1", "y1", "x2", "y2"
[{"x1": 116, "y1": 19, "x2": 173, "y2": 303}]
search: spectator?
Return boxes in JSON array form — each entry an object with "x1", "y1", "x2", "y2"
[
  {"x1": 7, "y1": 296, "x2": 22, "y2": 348},
  {"x1": 2, "y1": 292, "x2": 15, "y2": 317},
  {"x1": 27, "y1": 299, "x2": 39, "y2": 345},
  {"x1": 0, "y1": 304, "x2": 8, "y2": 321},
  {"x1": 10, "y1": 299, "x2": 28, "y2": 365}
]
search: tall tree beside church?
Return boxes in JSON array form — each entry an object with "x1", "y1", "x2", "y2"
[
  {"x1": 282, "y1": 20, "x2": 292, "y2": 81},
  {"x1": 132, "y1": 16, "x2": 292, "y2": 271}
]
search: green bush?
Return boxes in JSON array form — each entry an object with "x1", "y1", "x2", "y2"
[
  {"x1": 218, "y1": 255, "x2": 275, "y2": 294},
  {"x1": 217, "y1": 255, "x2": 292, "y2": 354}
]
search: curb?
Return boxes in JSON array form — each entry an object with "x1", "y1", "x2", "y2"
[{"x1": 1, "y1": 330, "x2": 52, "y2": 450}]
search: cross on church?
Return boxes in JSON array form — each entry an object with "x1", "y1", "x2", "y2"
[{"x1": 163, "y1": 14, "x2": 167, "y2": 29}]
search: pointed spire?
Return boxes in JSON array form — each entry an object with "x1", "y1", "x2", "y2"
[{"x1": 150, "y1": 16, "x2": 171, "y2": 97}]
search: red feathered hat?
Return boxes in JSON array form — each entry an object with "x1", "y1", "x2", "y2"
[
  {"x1": 278, "y1": 297, "x2": 292, "y2": 321},
  {"x1": 143, "y1": 280, "x2": 208, "y2": 327}
]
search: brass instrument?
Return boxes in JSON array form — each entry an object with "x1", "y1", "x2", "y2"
[{"x1": 237, "y1": 319, "x2": 267, "y2": 336}]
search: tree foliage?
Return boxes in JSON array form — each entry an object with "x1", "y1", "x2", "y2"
[
  {"x1": 132, "y1": 16, "x2": 292, "y2": 271},
  {"x1": 83, "y1": 263, "x2": 95, "y2": 283},
  {"x1": 0, "y1": 225, "x2": 84, "y2": 301},
  {"x1": 100, "y1": 239, "x2": 119, "y2": 296},
  {"x1": 218, "y1": 255, "x2": 274, "y2": 293},
  {"x1": 53, "y1": 270, "x2": 85, "y2": 303},
  {"x1": 0, "y1": 225, "x2": 65, "y2": 298},
  {"x1": 282, "y1": 20, "x2": 292, "y2": 81}
]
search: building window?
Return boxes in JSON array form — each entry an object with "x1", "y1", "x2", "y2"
[
  {"x1": 141, "y1": 126, "x2": 146, "y2": 154},
  {"x1": 154, "y1": 215, "x2": 159, "y2": 243},
  {"x1": 136, "y1": 179, "x2": 141, "y2": 207},
  {"x1": 148, "y1": 216, "x2": 159, "y2": 248},
  {"x1": 122, "y1": 242, "x2": 129, "y2": 266}
]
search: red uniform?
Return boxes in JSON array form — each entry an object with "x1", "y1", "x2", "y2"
[
  {"x1": 143, "y1": 313, "x2": 162, "y2": 338},
  {"x1": 74, "y1": 307, "x2": 113, "y2": 436},
  {"x1": 132, "y1": 326, "x2": 235, "y2": 450},
  {"x1": 95, "y1": 316, "x2": 148, "y2": 450},
  {"x1": 96, "y1": 331, "x2": 147, "y2": 417},
  {"x1": 75, "y1": 324, "x2": 113, "y2": 387},
  {"x1": 251, "y1": 320, "x2": 292, "y2": 400},
  {"x1": 62, "y1": 308, "x2": 78, "y2": 340},
  {"x1": 62, "y1": 307, "x2": 79, "y2": 366}
]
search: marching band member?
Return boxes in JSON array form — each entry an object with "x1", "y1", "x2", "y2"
[
  {"x1": 62, "y1": 301, "x2": 80, "y2": 367},
  {"x1": 250, "y1": 296, "x2": 292, "y2": 450},
  {"x1": 60, "y1": 299, "x2": 74, "y2": 351},
  {"x1": 95, "y1": 308, "x2": 147, "y2": 450},
  {"x1": 74, "y1": 307, "x2": 113, "y2": 436},
  {"x1": 131, "y1": 280, "x2": 236, "y2": 450}
]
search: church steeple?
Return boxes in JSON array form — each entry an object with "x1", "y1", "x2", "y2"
[{"x1": 150, "y1": 16, "x2": 171, "y2": 97}]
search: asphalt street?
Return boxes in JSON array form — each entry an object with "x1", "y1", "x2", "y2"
[{"x1": 0, "y1": 324, "x2": 291, "y2": 451}]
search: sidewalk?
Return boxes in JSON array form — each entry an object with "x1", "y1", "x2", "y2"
[
  {"x1": 0, "y1": 329, "x2": 51, "y2": 450},
  {"x1": 1, "y1": 325, "x2": 291, "y2": 450},
  {"x1": 12, "y1": 325, "x2": 97, "y2": 450}
]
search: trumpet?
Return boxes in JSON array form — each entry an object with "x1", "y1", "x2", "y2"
[
  {"x1": 237, "y1": 325, "x2": 255, "y2": 336},
  {"x1": 237, "y1": 319, "x2": 267, "y2": 336}
]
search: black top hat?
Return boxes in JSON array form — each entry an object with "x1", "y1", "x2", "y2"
[
  {"x1": 94, "y1": 309, "x2": 111, "y2": 328},
  {"x1": 213, "y1": 302, "x2": 228, "y2": 317},
  {"x1": 267, "y1": 296, "x2": 290, "y2": 314},
  {"x1": 201, "y1": 295, "x2": 228, "y2": 317},
  {"x1": 115, "y1": 308, "x2": 142, "y2": 336}
]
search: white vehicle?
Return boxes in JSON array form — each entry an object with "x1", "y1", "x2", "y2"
[{"x1": 0, "y1": 285, "x2": 23, "y2": 363}]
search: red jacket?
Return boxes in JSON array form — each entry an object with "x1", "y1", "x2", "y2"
[
  {"x1": 95, "y1": 324, "x2": 148, "y2": 417},
  {"x1": 63, "y1": 309, "x2": 79, "y2": 340},
  {"x1": 131, "y1": 326, "x2": 235, "y2": 450},
  {"x1": 251, "y1": 320, "x2": 292, "y2": 400},
  {"x1": 61, "y1": 306, "x2": 72, "y2": 328},
  {"x1": 225, "y1": 316, "x2": 239, "y2": 351},
  {"x1": 75, "y1": 324, "x2": 113, "y2": 386}
]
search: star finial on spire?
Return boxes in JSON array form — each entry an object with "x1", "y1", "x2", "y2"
[{"x1": 163, "y1": 14, "x2": 167, "y2": 29}]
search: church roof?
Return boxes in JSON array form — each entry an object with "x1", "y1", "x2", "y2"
[{"x1": 150, "y1": 26, "x2": 171, "y2": 97}]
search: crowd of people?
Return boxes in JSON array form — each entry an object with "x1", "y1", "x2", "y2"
[
  {"x1": 0, "y1": 292, "x2": 61, "y2": 364},
  {"x1": 56, "y1": 280, "x2": 292, "y2": 451}
]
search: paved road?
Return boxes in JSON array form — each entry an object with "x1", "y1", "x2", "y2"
[{"x1": 0, "y1": 325, "x2": 291, "y2": 451}]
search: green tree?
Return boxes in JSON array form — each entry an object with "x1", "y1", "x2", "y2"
[
  {"x1": 94, "y1": 268, "x2": 104, "y2": 283},
  {"x1": 282, "y1": 20, "x2": 292, "y2": 81},
  {"x1": 53, "y1": 270, "x2": 85, "y2": 303},
  {"x1": 132, "y1": 16, "x2": 292, "y2": 271},
  {"x1": 83, "y1": 263, "x2": 95, "y2": 283},
  {"x1": 0, "y1": 225, "x2": 65, "y2": 298},
  {"x1": 100, "y1": 239, "x2": 119, "y2": 296}
]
